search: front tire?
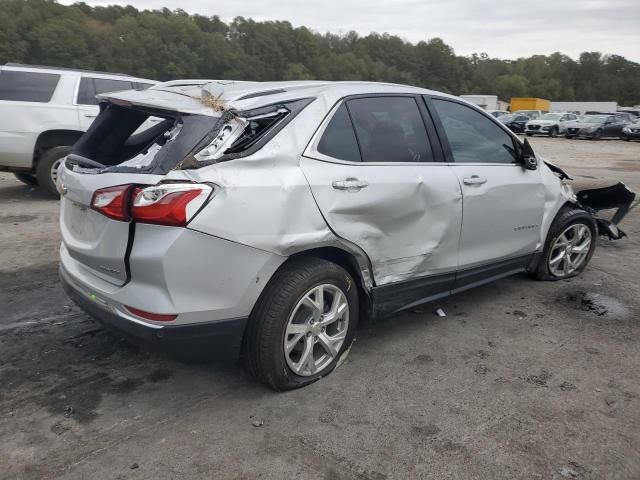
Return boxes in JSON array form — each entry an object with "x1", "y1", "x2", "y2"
[
  {"x1": 35, "y1": 146, "x2": 72, "y2": 198},
  {"x1": 245, "y1": 258, "x2": 358, "y2": 391},
  {"x1": 533, "y1": 208, "x2": 597, "y2": 281},
  {"x1": 591, "y1": 129, "x2": 603, "y2": 141},
  {"x1": 549, "y1": 126, "x2": 559, "y2": 138}
]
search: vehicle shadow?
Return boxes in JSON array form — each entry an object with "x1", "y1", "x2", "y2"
[{"x1": 0, "y1": 179, "x2": 57, "y2": 203}]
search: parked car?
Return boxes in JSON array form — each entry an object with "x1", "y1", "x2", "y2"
[
  {"x1": 513, "y1": 109, "x2": 543, "y2": 119},
  {"x1": 564, "y1": 114, "x2": 629, "y2": 139},
  {"x1": 622, "y1": 119, "x2": 640, "y2": 141},
  {"x1": 0, "y1": 63, "x2": 157, "y2": 196},
  {"x1": 498, "y1": 113, "x2": 530, "y2": 133},
  {"x1": 525, "y1": 112, "x2": 579, "y2": 137},
  {"x1": 618, "y1": 108, "x2": 640, "y2": 119},
  {"x1": 58, "y1": 81, "x2": 634, "y2": 390},
  {"x1": 585, "y1": 111, "x2": 636, "y2": 123}
]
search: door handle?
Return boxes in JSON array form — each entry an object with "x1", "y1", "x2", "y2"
[
  {"x1": 83, "y1": 113, "x2": 97, "y2": 118},
  {"x1": 332, "y1": 178, "x2": 369, "y2": 191},
  {"x1": 463, "y1": 175, "x2": 488, "y2": 185}
]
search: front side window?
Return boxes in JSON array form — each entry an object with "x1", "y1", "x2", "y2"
[
  {"x1": 347, "y1": 96, "x2": 434, "y2": 163},
  {"x1": 0, "y1": 70, "x2": 60, "y2": 102},
  {"x1": 432, "y1": 99, "x2": 517, "y2": 164}
]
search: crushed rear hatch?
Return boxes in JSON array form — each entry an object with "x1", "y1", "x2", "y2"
[{"x1": 60, "y1": 86, "x2": 311, "y2": 286}]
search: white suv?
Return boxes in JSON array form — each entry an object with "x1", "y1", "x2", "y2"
[{"x1": 0, "y1": 64, "x2": 157, "y2": 196}]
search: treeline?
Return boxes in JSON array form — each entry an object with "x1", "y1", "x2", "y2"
[{"x1": 1, "y1": 0, "x2": 639, "y2": 105}]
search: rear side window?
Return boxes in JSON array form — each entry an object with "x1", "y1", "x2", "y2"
[
  {"x1": 77, "y1": 77, "x2": 135, "y2": 105},
  {"x1": 432, "y1": 99, "x2": 517, "y2": 164},
  {"x1": 317, "y1": 104, "x2": 361, "y2": 162},
  {"x1": 347, "y1": 97, "x2": 434, "y2": 163},
  {"x1": 0, "y1": 70, "x2": 60, "y2": 102}
]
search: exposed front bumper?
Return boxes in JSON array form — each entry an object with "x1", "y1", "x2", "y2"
[
  {"x1": 576, "y1": 183, "x2": 637, "y2": 240},
  {"x1": 61, "y1": 265, "x2": 248, "y2": 362}
]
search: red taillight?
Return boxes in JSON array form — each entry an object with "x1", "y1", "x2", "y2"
[
  {"x1": 90, "y1": 184, "x2": 133, "y2": 221},
  {"x1": 125, "y1": 306, "x2": 177, "y2": 322},
  {"x1": 91, "y1": 183, "x2": 212, "y2": 226},
  {"x1": 131, "y1": 184, "x2": 212, "y2": 227}
]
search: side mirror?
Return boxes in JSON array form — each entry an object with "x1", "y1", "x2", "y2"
[{"x1": 520, "y1": 137, "x2": 538, "y2": 170}]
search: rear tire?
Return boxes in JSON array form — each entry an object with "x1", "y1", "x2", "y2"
[
  {"x1": 533, "y1": 208, "x2": 597, "y2": 281},
  {"x1": 13, "y1": 173, "x2": 38, "y2": 186},
  {"x1": 526, "y1": 133, "x2": 534, "y2": 137},
  {"x1": 244, "y1": 258, "x2": 358, "y2": 391},
  {"x1": 35, "y1": 146, "x2": 72, "y2": 198}
]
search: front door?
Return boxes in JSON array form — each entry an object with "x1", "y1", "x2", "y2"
[
  {"x1": 302, "y1": 96, "x2": 462, "y2": 290},
  {"x1": 427, "y1": 97, "x2": 545, "y2": 291}
]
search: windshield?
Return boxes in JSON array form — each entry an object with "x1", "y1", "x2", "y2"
[
  {"x1": 500, "y1": 114, "x2": 517, "y2": 122},
  {"x1": 584, "y1": 116, "x2": 608, "y2": 123},
  {"x1": 540, "y1": 113, "x2": 563, "y2": 121}
]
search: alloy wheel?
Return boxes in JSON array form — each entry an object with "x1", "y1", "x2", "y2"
[
  {"x1": 50, "y1": 158, "x2": 62, "y2": 186},
  {"x1": 548, "y1": 223, "x2": 592, "y2": 277},
  {"x1": 284, "y1": 283, "x2": 349, "y2": 377}
]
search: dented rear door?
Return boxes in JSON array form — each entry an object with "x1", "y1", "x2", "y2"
[{"x1": 302, "y1": 96, "x2": 462, "y2": 286}]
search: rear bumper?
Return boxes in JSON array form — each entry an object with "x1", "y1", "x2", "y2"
[{"x1": 61, "y1": 265, "x2": 248, "y2": 362}]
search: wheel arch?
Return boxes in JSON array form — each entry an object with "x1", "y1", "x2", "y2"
[
  {"x1": 33, "y1": 129, "x2": 84, "y2": 168},
  {"x1": 265, "y1": 246, "x2": 374, "y2": 321}
]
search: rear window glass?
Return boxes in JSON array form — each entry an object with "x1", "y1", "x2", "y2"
[
  {"x1": 317, "y1": 104, "x2": 361, "y2": 162},
  {"x1": 347, "y1": 97, "x2": 434, "y2": 163},
  {"x1": 0, "y1": 70, "x2": 60, "y2": 102},
  {"x1": 77, "y1": 77, "x2": 135, "y2": 105}
]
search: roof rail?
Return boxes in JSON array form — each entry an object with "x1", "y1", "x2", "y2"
[{"x1": 4, "y1": 63, "x2": 134, "y2": 77}]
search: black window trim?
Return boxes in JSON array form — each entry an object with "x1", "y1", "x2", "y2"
[
  {"x1": 305, "y1": 93, "x2": 446, "y2": 165},
  {"x1": 75, "y1": 76, "x2": 136, "y2": 107},
  {"x1": 0, "y1": 69, "x2": 61, "y2": 103},
  {"x1": 423, "y1": 95, "x2": 524, "y2": 166}
]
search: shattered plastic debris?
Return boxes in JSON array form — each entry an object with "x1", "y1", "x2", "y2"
[
  {"x1": 252, "y1": 420, "x2": 264, "y2": 427},
  {"x1": 434, "y1": 308, "x2": 446, "y2": 317}
]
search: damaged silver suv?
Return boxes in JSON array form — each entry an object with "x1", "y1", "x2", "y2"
[{"x1": 58, "y1": 81, "x2": 635, "y2": 390}]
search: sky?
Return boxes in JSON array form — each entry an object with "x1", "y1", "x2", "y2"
[{"x1": 61, "y1": 0, "x2": 640, "y2": 62}]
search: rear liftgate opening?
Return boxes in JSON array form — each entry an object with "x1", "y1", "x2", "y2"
[
  {"x1": 65, "y1": 97, "x2": 312, "y2": 175},
  {"x1": 576, "y1": 183, "x2": 637, "y2": 240}
]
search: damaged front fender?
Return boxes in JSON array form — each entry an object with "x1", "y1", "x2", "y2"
[{"x1": 576, "y1": 182, "x2": 637, "y2": 239}]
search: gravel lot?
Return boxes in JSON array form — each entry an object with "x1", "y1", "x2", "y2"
[{"x1": 1, "y1": 137, "x2": 639, "y2": 480}]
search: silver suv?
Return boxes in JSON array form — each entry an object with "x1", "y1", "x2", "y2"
[
  {"x1": 0, "y1": 64, "x2": 156, "y2": 196},
  {"x1": 58, "y1": 81, "x2": 635, "y2": 390}
]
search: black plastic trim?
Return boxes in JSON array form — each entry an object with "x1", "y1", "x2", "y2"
[
  {"x1": 61, "y1": 268, "x2": 247, "y2": 362},
  {"x1": 452, "y1": 254, "x2": 532, "y2": 293},
  {"x1": 370, "y1": 254, "x2": 533, "y2": 319}
]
